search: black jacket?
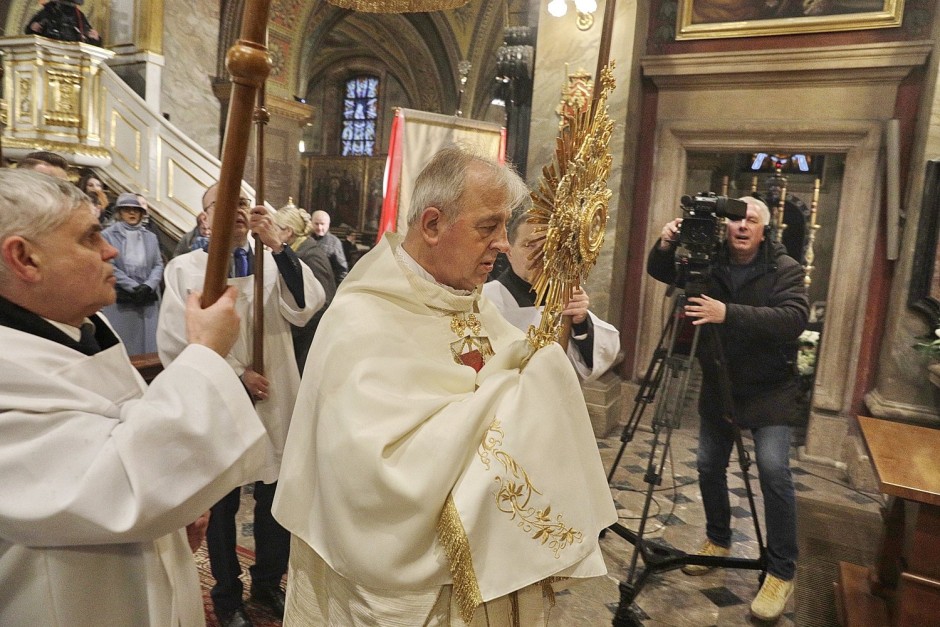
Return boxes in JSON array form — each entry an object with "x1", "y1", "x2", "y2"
[
  {"x1": 647, "y1": 239, "x2": 808, "y2": 428},
  {"x1": 291, "y1": 237, "x2": 338, "y2": 373},
  {"x1": 26, "y1": 2, "x2": 101, "y2": 46}
]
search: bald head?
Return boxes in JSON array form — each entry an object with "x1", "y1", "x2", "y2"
[{"x1": 311, "y1": 210, "x2": 331, "y2": 237}]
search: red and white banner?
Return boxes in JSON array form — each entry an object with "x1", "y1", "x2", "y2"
[{"x1": 376, "y1": 109, "x2": 505, "y2": 242}]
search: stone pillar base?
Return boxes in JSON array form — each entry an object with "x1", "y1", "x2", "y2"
[
  {"x1": 841, "y1": 432, "x2": 879, "y2": 493},
  {"x1": 800, "y1": 410, "x2": 849, "y2": 468},
  {"x1": 582, "y1": 371, "x2": 624, "y2": 439}
]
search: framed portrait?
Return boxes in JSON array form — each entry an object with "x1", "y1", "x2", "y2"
[
  {"x1": 302, "y1": 155, "x2": 386, "y2": 236},
  {"x1": 676, "y1": 0, "x2": 904, "y2": 40}
]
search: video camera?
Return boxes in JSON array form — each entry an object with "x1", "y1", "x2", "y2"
[{"x1": 674, "y1": 192, "x2": 748, "y2": 295}]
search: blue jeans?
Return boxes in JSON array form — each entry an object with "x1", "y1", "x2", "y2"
[{"x1": 696, "y1": 418, "x2": 797, "y2": 580}]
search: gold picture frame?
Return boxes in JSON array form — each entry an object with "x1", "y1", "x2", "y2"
[{"x1": 676, "y1": 0, "x2": 904, "y2": 40}]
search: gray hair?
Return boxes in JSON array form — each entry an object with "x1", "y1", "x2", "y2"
[
  {"x1": 406, "y1": 145, "x2": 530, "y2": 227},
  {"x1": 0, "y1": 169, "x2": 89, "y2": 241},
  {"x1": 737, "y1": 195, "x2": 771, "y2": 225},
  {"x1": 0, "y1": 169, "x2": 90, "y2": 282}
]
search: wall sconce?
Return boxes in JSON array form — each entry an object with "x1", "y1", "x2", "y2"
[{"x1": 547, "y1": 0, "x2": 597, "y2": 30}]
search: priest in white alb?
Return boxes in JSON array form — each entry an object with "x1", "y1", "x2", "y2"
[
  {"x1": 483, "y1": 208, "x2": 621, "y2": 382},
  {"x1": 0, "y1": 169, "x2": 270, "y2": 626},
  {"x1": 274, "y1": 146, "x2": 617, "y2": 626}
]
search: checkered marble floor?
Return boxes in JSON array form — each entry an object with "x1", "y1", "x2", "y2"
[
  {"x1": 231, "y1": 411, "x2": 883, "y2": 626},
  {"x1": 546, "y1": 414, "x2": 884, "y2": 627}
]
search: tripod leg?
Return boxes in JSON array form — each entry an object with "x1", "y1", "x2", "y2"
[
  {"x1": 607, "y1": 303, "x2": 678, "y2": 483},
  {"x1": 612, "y1": 581, "x2": 645, "y2": 627},
  {"x1": 623, "y1": 323, "x2": 700, "y2": 583},
  {"x1": 702, "y1": 324, "x2": 768, "y2": 574},
  {"x1": 624, "y1": 423, "x2": 671, "y2": 582},
  {"x1": 732, "y1": 427, "x2": 766, "y2": 572}
]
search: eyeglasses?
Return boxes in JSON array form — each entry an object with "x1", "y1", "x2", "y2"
[{"x1": 203, "y1": 198, "x2": 252, "y2": 212}]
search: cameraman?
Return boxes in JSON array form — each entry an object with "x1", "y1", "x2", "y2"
[{"x1": 647, "y1": 196, "x2": 808, "y2": 622}]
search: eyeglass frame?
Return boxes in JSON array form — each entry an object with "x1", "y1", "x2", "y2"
[{"x1": 203, "y1": 197, "x2": 252, "y2": 212}]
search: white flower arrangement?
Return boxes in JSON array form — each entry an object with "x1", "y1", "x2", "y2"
[
  {"x1": 797, "y1": 330, "x2": 820, "y2": 376},
  {"x1": 913, "y1": 327, "x2": 940, "y2": 361}
]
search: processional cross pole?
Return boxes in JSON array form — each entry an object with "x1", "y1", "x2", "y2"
[
  {"x1": 251, "y1": 69, "x2": 269, "y2": 376},
  {"x1": 201, "y1": 0, "x2": 273, "y2": 310},
  {"x1": 204, "y1": 0, "x2": 471, "y2": 311}
]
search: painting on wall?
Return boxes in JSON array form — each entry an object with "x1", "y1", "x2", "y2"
[
  {"x1": 303, "y1": 156, "x2": 386, "y2": 236},
  {"x1": 676, "y1": 0, "x2": 904, "y2": 40}
]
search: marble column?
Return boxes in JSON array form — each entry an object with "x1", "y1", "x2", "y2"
[{"x1": 160, "y1": 0, "x2": 222, "y2": 156}]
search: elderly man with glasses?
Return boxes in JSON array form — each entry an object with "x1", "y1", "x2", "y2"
[{"x1": 158, "y1": 183, "x2": 326, "y2": 627}]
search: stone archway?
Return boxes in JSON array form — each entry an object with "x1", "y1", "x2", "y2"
[{"x1": 635, "y1": 41, "x2": 931, "y2": 476}]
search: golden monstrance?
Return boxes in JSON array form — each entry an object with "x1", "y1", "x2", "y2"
[{"x1": 525, "y1": 63, "x2": 616, "y2": 352}]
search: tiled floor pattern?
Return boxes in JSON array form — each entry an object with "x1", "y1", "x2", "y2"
[
  {"x1": 230, "y1": 414, "x2": 884, "y2": 626},
  {"x1": 546, "y1": 417, "x2": 883, "y2": 626}
]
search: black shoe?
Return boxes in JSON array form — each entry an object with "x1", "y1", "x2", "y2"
[
  {"x1": 250, "y1": 585, "x2": 286, "y2": 618},
  {"x1": 216, "y1": 607, "x2": 253, "y2": 627}
]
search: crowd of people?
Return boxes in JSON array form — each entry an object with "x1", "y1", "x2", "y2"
[{"x1": 0, "y1": 142, "x2": 806, "y2": 626}]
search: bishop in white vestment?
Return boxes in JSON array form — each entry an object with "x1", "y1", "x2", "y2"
[{"x1": 274, "y1": 147, "x2": 617, "y2": 626}]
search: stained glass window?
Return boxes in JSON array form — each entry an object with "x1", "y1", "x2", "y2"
[{"x1": 342, "y1": 76, "x2": 379, "y2": 156}]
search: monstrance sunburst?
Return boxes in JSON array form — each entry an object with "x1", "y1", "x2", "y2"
[{"x1": 524, "y1": 63, "x2": 616, "y2": 352}]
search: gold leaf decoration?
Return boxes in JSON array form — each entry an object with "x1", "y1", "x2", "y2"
[{"x1": 480, "y1": 420, "x2": 584, "y2": 559}]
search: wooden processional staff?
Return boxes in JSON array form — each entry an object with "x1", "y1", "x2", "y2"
[
  {"x1": 251, "y1": 84, "x2": 268, "y2": 376},
  {"x1": 201, "y1": 0, "x2": 272, "y2": 311}
]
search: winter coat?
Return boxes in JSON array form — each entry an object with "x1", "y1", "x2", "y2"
[
  {"x1": 647, "y1": 239, "x2": 808, "y2": 428},
  {"x1": 25, "y1": 1, "x2": 101, "y2": 46}
]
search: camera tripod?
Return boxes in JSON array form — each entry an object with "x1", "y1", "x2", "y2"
[{"x1": 605, "y1": 290, "x2": 767, "y2": 627}]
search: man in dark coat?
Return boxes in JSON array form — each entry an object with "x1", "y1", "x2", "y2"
[
  {"x1": 647, "y1": 196, "x2": 808, "y2": 622},
  {"x1": 25, "y1": 0, "x2": 102, "y2": 46}
]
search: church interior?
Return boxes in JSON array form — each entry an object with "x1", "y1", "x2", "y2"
[{"x1": 2, "y1": 0, "x2": 940, "y2": 624}]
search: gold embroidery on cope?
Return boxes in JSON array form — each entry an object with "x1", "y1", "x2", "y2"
[
  {"x1": 479, "y1": 420, "x2": 584, "y2": 558},
  {"x1": 448, "y1": 311, "x2": 494, "y2": 368},
  {"x1": 451, "y1": 312, "x2": 482, "y2": 336}
]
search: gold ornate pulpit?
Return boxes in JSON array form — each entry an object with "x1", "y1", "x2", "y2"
[{"x1": 1, "y1": 36, "x2": 113, "y2": 167}]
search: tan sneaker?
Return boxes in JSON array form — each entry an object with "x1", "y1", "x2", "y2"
[
  {"x1": 750, "y1": 573, "x2": 794, "y2": 621},
  {"x1": 681, "y1": 539, "x2": 731, "y2": 575}
]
